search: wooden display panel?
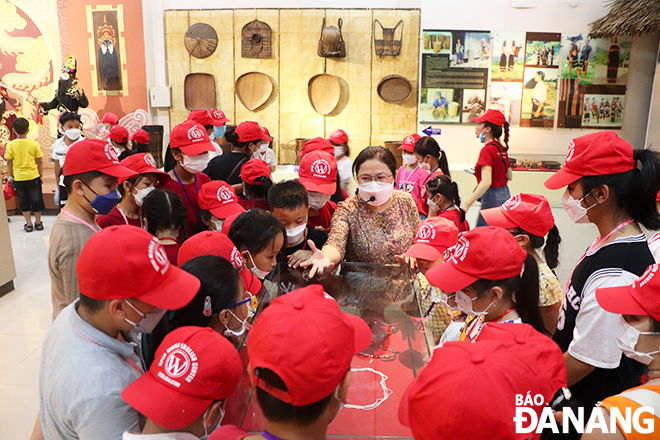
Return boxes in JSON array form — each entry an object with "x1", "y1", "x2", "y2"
[{"x1": 165, "y1": 10, "x2": 190, "y2": 126}]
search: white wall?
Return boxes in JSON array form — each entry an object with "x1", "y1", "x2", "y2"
[{"x1": 142, "y1": 0, "x2": 658, "y2": 165}]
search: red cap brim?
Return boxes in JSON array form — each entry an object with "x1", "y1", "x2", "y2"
[
  {"x1": 425, "y1": 261, "x2": 479, "y2": 293},
  {"x1": 240, "y1": 268, "x2": 262, "y2": 296},
  {"x1": 261, "y1": 133, "x2": 273, "y2": 142},
  {"x1": 402, "y1": 243, "x2": 444, "y2": 261},
  {"x1": 344, "y1": 313, "x2": 372, "y2": 354},
  {"x1": 121, "y1": 371, "x2": 211, "y2": 430},
  {"x1": 480, "y1": 207, "x2": 518, "y2": 230},
  {"x1": 209, "y1": 203, "x2": 246, "y2": 220},
  {"x1": 596, "y1": 285, "x2": 650, "y2": 317},
  {"x1": 179, "y1": 142, "x2": 215, "y2": 156},
  {"x1": 118, "y1": 169, "x2": 170, "y2": 185},
  {"x1": 134, "y1": 266, "x2": 200, "y2": 310},
  {"x1": 544, "y1": 168, "x2": 582, "y2": 190},
  {"x1": 398, "y1": 145, "x2": 414, "y2": 152},
  {"x1": 300, "y1": 179, "x2": 335, "y2": 196},
  {"x1": 99, "y1": 165, "x2": 139, "y2": 179}
]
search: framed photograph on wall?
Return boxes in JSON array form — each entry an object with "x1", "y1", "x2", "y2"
[
  {"x1": 560, "y1": 33, "x2": 632, "y2": 85},
  {"x1": 520, "y1": 67, "x2": 558, "y2": 127},
  {"x1": 491, "y1": 31, "x2": 526, "y2": 81},
  {"x1": 422, "y1": 30, "x2": 490, "y2": 68}
]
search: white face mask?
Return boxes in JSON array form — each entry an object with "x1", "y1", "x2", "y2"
[
  {"x1": 180, "y1": 154, "x2": 210, "y2": 175},
  {"x1": 286, "y1": 222, "x2": 307, "y2": 245},
  {"x1": 441, "y1": 292, "x2": 459, "y2": 311},
  {"x1": 123, "y1": 299, "x2": 167, "y2": 334},
  {"x1": 212, "y1": 219, "x2": 224, "y2": 232},
  {"x1": 402, "y1": 153, "x2": 418, "y2": 166},
  {"x1": 560, "y1": 188, "x2": 596, "y2": 224},
  {"x1": 246, "y1": 251, "x2": 271, "y2": 280},
  {"x1": 65, "y1": 128, "x2": 81, "y2": 140},
  {"x1": 132, "y1": 186, "x2": 155, "y2": 207},
  {"x1": 308, "y1": 193, "x2": 330, "y2": 211},
  {"x1": 209, "y1": 133, "x2": 215, "y2": 142},
  {"x1": 223, "y1": 309, "x2": 250, "y2": 338},
  {"x1": 427, "y1": 196, "x2": 440, "y2": 212},
  {"x1": 358, "y1": 181, "x2": 394, "y2": 207},
  {"x1": 334, "y1": 146, "x2": 345, "y2": 158},
  {"x1": 419, "y1": 161, "x2": 431, "y2": 171},
  {"x1": 258, "y1": 143, "x2": 269, "y2": 153},
  {"x1": 616, "y1": 316, "x2": 660, "y2": 365},
  {"x1": 454, "y1": 290, "x2": 495, "y2": 316}
]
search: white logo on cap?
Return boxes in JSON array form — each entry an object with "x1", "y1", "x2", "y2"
[
  {"x1": 565, "y1": 140, "x2": 576, "y2": 163},
  {"x1": 210, "y1": 109, "x2": 224, "y2": 120},
  {"x1": 634, "y1": 265, "x2": 658, "y2": 289},
  {"x1": 148, "y1": 237, "x2": 170, "y2": 275},
  {"x1": 187, "y1": 125, "x2": 206, "y2": 143},
  {"x1": 231, "y1": 247, "x2": 244, "y2": 270},
  {"x1": 403, "y1": 135, "x2": 416, "y2": 146},
  {"x1": 217, "y1": 186, "x2": 234, "y2": 203},
  {"x1": 158, "y1": 343, "x2": 199, "y2": 386},
  {"x1": 502, "y1": 194, "x2": 522, "y2": 212},
  {"x1": 445, "y1": 236, "x2": 470, "y2": 265},
  {"x1": 143, "y1": 154, "x2": 156, "y2": 168},
  {"x1": 104, "y1": 143, "x2": 119, "y2": 163},
  {"x1": 416, "y1": 223, "x2": 436, "y2": 244},
  {"x1": 311, "y1": 159, "x2": 331, "y2": 178}
]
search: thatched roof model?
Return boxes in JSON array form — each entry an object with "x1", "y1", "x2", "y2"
[{"x1": 589, "y1": 0, "x2": 660, "y2": 38}]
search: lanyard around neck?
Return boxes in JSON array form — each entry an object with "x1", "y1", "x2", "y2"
[
  {"x1": 117, "y1": 205, "x2": 143, "y2": 228},
  {"x1": 61, "y1": 209, "x2": 99, "y2": 233},
  {"x1": 172, "y1": 169, "x2": 198, "y2": 208}
]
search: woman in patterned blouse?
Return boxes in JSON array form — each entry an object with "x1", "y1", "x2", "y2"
[{"x1": 301, "y1": 146, "x2": 420, "y2": 277}]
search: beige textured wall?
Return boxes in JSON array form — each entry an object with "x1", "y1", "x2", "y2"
[{"x1": 164, "y1": 8, "x2": 420, "y2": 163}]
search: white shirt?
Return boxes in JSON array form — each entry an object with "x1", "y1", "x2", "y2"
[
  {"x1": 336, "y1": 155, "x2": 353, "y2": 191},
  {"x1": 253, "y1": 148, "x2": 277, "y2": 167},
  {"x1": 649, "y1": 232, "x2": 660, "y2": 262},
  {"x1": 51, "y1": 136, "x2": 84, "y2": 186}
]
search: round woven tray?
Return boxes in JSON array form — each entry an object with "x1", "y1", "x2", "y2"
[
  {"x1": 184, "y1": 23, "x2": 218, "y2": 59},
  {"x1": 308, "y1": 74, "x2": 341, "y2": 115},
  {"x1": 235, "y1": 72, "x2": 275, "y2": 111},
  {"x1": 377, "y1": 75, "x2": 413, "y2": 104}
]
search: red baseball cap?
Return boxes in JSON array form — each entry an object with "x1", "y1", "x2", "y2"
[
  {"x1": 297, "y1": 137, "x2": 334, "y2": 157},
  {"x1": 129, "y1": 128, "x2": 150, "y2": 144},
  {"x1": 261, "y1": 126, "x2": 271, "y2": 139},
  {"x1": 426, "y1": 227, "x2": 527, "y2": 292},
  {"x1": 198, "y1": 181, "x2": 245, "y2": 220},
  {"x1": 240, "y1": 158, "x2": 272, "y2": 185},
  {"x1": 399, "y1": 322, "x2": 566, "y2": 440},
  {"x1": 188, "y1": 109, "x2": 222, "y2": 127},
  {"x1": 472, "y1": 109, "x2": 506, "y2": 126},
  {"x1": 403, "y1": 217, "x2": 458, "y2": 261},
  {"x1": 329, "y1": 129, "x2": 349, "y2": 145},
  {"x1": 122, "y1": 326, "x2": 241, "y2": 430},
  {"x1": 76, "y1": 225, "x2": 200, "y2": 309},
  {"x1": 597, "y1": 264, "x2": 660, "y2": 321},
  {"x1": 248, "y1": 285, "x2": 371, "y2": 406},
  {"x1": 118, "y1": 153, "x2": 170, "y2": 184},
  {"x1": 209, "y1": 108, "x2": 230, "y2": 125},
  {"x1": 170, "y1": 120, "x2": 215, "y2": 156},
  {"x1": 481, "y1": 193, "x2": 555, "y2": 238},
  {"x1": 545, "y1": 131, "x2": 635, "y2": 190},
  {"x1": 101, "y1": 112, "x2": 118, "y2": 125},
  {"x1": 221, "y1": 212, "x2": 240, "y2": 235},
  {"x1": 398, "y1": 134, "x2": 421, "y2": 153},
  {"x1": 62, "y1": 139, "x2": 137, "y2": 178},
  {"x1": 236, "y1": 121, "x2": 272, "y2": 143},
  {"x1": 109, "y1": 126, "x2": 129, "y2": 143},
  {"x1": 298, "y1": 151, "x2": 337, "y2": 195}
]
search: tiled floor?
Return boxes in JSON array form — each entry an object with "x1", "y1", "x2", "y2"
[{"x1": 0, "y1": 209, "x2": 603, "y2": 439}]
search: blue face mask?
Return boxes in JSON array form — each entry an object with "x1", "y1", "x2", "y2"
[
  {"x1": 82, "y1": 182, "x2": 120, "y2": 215},
  {"x1": 214, "y1": 125, "x2": 226, "y2": 139},
  {"x1": 479, "y1": 132, "x2": 487, "y2": 143}
]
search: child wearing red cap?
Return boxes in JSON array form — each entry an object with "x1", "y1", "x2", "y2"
[
  {"x1": 329, "y1": 129, "x2": 353, "y2": 191},
  {"x1": 401, "y1": 217, "x2": 459, "y2": 342},
  {"x1": 40, "y1": 226, "x2": 200, "y2": 440},
  {"x1": 268, "y1": 180, "x2": 328, "y2": 267},
  {"x1": 239, "y1": 158, "x2": 272, "y2": 211},
  {"x1": 129, "y1": 128, "x2": 150, "y2": 153},
  {"x1": 298, "y1": 150, "x2": 338, "y2": 231},
  {"x1": 584, "y1": 265, "x2": 660, "y2": 439},
  {"x1": 210, "y1": 285, "x2": 371, "y2": 440},
  {"x1": 122, "y1": 327, "x2": 242, "y2": 440},
  {"x1": 412, "y1": 136, "x2": 450, "y2": 217},
  {"x1": 109, "y1": 125, "x2": 132, "y2": 161},
  {"x1": 252, "y1": 125, "x2": 277, "y2": 173},
  {"x1": 97, "y1": 153, "x2": 171, "y2": 229},
  {"x1": 160, "y1": 120, "x2": 215, "y2": 239},
  {"x1": 427, "y1": 227, "x2": 547, "y2": 342},
  {"x1": 187, "y1": 108, "x2": 229, "y2": 159},
  {"x1": 395, "y1": 134, "x2": 428, "y2": 211},
  {"x1": 100, "y1": 112, "x2": 118, "y2": 138},
  {"x1": 198, "y1": 181, "x2": 246, "y2": 233},
  {"x1": 461, "y1": 109, "x2": 512, "y2": 227},
  {"x1": 425, "y1": 174, "x2": 470, "y2": 232},
  {"x1": 51, "y1": 112, "x2": 84, "y2": 207},
  {"x1": 481, "y1": 193, "x2": 563, "y2": 334},
  {"x1": 543, "y1": 131, "x2": 660, "y2": 430},
  {"x1": 141, "y1": 189, "x2": 188, "y2": 265},
  {"x1": 48, "y1": 139, "x2": 136, "y2": 319}
]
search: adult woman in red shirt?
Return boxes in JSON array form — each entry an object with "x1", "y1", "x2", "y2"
[{"x1": 460, "y1": 109, "x2": 512, "y2": 227}]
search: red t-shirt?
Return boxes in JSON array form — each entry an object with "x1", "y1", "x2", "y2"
[
  {"x1": 308, "y1": 200, "x2": 336, "y2": 231},
  {"x1": 208, "y1": 425, "x2": 248, "y2": 440},
  {"x1": 158, "y1": 172, "x2": 211, "y2": 239},
  {"x1": 440, "y1": 207, "x2": 470, "y2": 233},
  {"x1": 162, "y1": 242, "x2": 180, "y2": 266},
  {"x1": 238, "y1": 198, "x2": 269, "y2": 211},
  {"x1": 475, "y1": 140, "x2": 510, "y2": 188},
  {"x1": 417, "y1": 168, "x2": 444, "y2": 216},
  {"x1": 96, "y1": 205, "x2": 142, "y2": 229}
]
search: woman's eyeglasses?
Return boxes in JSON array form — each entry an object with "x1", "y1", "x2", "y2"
[{"x1": 357, "y1": 174, "x2": 393, "y2": 184}]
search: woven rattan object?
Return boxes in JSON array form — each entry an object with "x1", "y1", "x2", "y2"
[
  {"x1": 308, "y1": 74, "x2": 341, "y2": 115},
  {"x1": 377, "y1": 75, "x2": 413, "y2": 104},
  {"x1": 184, "y1": 23, "x2": 218, "y2": 59},
  {"x1": 235, "y1": 72, "x2": 275, "y2": 111}
]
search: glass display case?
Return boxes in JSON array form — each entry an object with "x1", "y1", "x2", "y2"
[{"x1": 223, "y1": 262, "x2": 434, "y2": 439}]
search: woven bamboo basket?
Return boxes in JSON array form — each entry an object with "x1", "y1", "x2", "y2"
[
  {"x1": 235, "y1": 72, "x2": 275, "y2": 111},
  {"x1": 308, "y1": 74, "x2": 341, "y2": 115},
  {"x1": 377, "y1": 75, "x2": 413, "y2": 104}
]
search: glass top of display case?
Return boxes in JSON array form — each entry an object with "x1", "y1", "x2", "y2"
[{"x1": 223, "y1": 262, "x2": 434, "y2": 439}]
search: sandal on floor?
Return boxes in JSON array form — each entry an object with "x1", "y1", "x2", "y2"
[
  {"x1": 35, "y1": 222, "x2": 44, "y2": 231},
  {"x1": 24, "y1": 224, "x2": 34, "y2": 232}
]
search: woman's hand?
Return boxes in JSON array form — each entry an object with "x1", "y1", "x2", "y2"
[
  {"x1": 395, "y1": 254, "x2": 417, "y2": 271},
  {"x1": 299, "y1": 241, "x2": 334, "y2": 278},
  {"x1": 287, "y1": 250, "x2": 313, "y2": 268}
]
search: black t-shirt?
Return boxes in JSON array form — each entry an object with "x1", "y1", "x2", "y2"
[
  {"x1": 204, "y1": 152, "x2": 249, "y2": 185},
  {"x1": 552, "y1": 235, "x2": 652, "y2": 431},
  {"x1": 278, "y1": 227, "x2": 327, "y2": 263}
]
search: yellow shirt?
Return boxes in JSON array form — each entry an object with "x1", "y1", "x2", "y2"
[
  {"x1": 5, "y1": 138, "x2": 43, "y2": 181},
  {"x1": 538, "y1": 262, "x2": 563, "y2": 307},
  {"x1": 415, "y1": 273, "x2": 455, "y2": 340}
]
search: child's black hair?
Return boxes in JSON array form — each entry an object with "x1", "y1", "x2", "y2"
[
  {"x1": 228, "y1": 209, "x2": 286, "y2": 254},
  {"x1": 267, "y1": 180, "x2": 309, "y2": 211},
  {"x1": 225, "y1": 126, "x2": 255, "y2": 152},
  {"x1": 62, "y1": 170, "x2": 102, "y2": 194},
  {"x1": 511, "y1": 225, "x2": 561, "y2": 270},
  {"x1": 117, "y1": 176, "x2": 139, "y2": 197},
  {"x1": 413, "y1": 136, "x2": 451, "y2": 177},
  {"x1": 134, "y1": 142, "x2": 150, "y2": 153},
  {"x1": 164, "y1": 144, "x2": 179, "y2": 172},
  {"x1": 59, "y1": 112, "x2": 82, "y2": 127},
  {"x1": 141, "y1": 189, "x2": 188, "y2": 240},
  {"x1": 244, "y1": 179, "x2": 273, "y2": 200},
  {"x1": 12, "y1": 117, "x2": 29, "y2": 135},
  {"x1": 426, "y1": 175, "x2": 465, "y2": 222},
  {"x1": 484, "y1": 121, "x2": 511, "y2": 151}
]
